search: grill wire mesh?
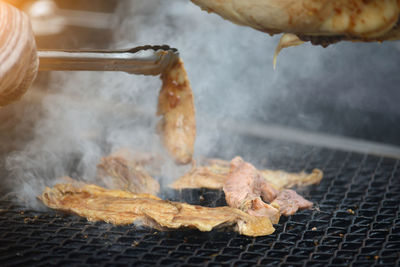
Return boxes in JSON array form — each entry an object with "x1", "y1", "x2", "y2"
[{"x1": 0, "y1": 144, "x2": 399, "y2": 267}]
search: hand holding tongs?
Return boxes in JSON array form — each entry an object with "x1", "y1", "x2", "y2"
[
  {"x1": 38, "y1": 45, "x2": 180, "y2": 76},
  {"x1": 1, "y1": 0, "x2": 180, "y2": 106}
]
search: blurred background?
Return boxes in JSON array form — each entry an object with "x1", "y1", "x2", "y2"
[{"x1": 0, "y1": 0, "x2": 400, "y2": 193}]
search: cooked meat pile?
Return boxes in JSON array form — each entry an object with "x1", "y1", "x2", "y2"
[
  {"x1": 171, "y1": 158, "x2": 322, "y2": 191},
  {"x1": 39, "y1": 180, "x2": 275, "y2": 237},
  {"x1": 191, "y1": 0, "x2": 400, "y2": 46},
  {"x1": 157, "y1": 58, "x2": 196, "y2": 165},
  {"x1": 39, "y1": 151, "x2": 321, "y2": 236},
  {"x1": 36, "y1": 51, "x2": 323, "y2": 236},
  {"x1": 97, "y1": 149, "x2": 160, "y2": 195},
  {"x1": 224, "y1": 157, "x2": 314, "y2": 217},
  {"x1": 224, "y1": 157, "x2": 281, "y2": 223}
]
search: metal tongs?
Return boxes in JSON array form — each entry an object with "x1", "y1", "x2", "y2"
[{"x1": 38, "y1": 45, "x2": 179, "y2": 76}]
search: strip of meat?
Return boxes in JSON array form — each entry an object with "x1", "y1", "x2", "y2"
[
  {"x1": 97, "y1": 149, "x2": 160, "y2": 195},
  {"x1": 191, "y1": 0, "x2": 400, "y2": 45},
  {"x1": 223, "y1": 157, "x2": 280, "y2": 224},
  {"x1": 157, "y1": 58, "x2": 196, "y2": 165},
  {"x1": 38, "y1": 180, "x2": 275, "y2": 237},
  {"x1": 260, "y1": 169, "x2": 323, "y2": 191},
  {"x1": 171, "y1": 159, "x2": 229, "y2": 189},
  {"x1": 272, "y1": 189, "x2": 314, "y2": 216},
  {"x1": 171, "y1": 158, "x2": 322, "y2": 191}
]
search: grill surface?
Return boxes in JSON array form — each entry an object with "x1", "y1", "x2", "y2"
[{"x1": 0, "y1": 143, "x2": 399, "y2": 267}]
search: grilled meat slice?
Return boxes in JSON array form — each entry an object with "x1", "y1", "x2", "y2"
[
  {"x1": 97, "y1": 149, "x2": 160, "y2": 195},
  {"x1": 171, "y1": 158, "x2": 322, "y2": 191},
  {"x1": 157, "y1": 58, "x2": 196, "y2": 165},
  {"x1": 38, "y1": 180, "x2": 275, "y2": 237},
  {"x1": 260, "y1": 169, "x2": 323, "y2": 191},
  {"x1": 271, "y1": 189, "x2": 314, "y2": 216},
  {"x1": 171, "y1": 159, "x2": 229, "y2": 189},
  {"x1": 223, "y1": 157, "x2": 280, "y2": 223},
  {"x1": 191, "y1": 0, "x2": 400, "y2": 45}
]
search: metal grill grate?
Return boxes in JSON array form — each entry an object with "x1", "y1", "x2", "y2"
[{"x1": 0, "y1": 146, "x2": 399, "y2": 267}]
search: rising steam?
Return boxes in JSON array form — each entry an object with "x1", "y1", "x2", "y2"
[{"x1": 2, "y1": 0, "x2": 399, "y2": 207}]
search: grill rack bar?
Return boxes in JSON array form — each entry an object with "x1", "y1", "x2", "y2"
[{"x1": 218, "y1": 119, "x2": 400, "y2": 160}]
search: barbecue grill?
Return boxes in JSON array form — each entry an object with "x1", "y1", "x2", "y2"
[
  {"x1": 2, "y1": 1, "x2": 400, "y2": 266},
  {"x1": 1, "y1": 138, "x2": 399, "y2": 267}
]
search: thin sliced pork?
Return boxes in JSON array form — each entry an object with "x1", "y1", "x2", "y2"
[
  {"x1": 171, "y1": 158, "x2": 322, "y2": 191},
  {"x1": 272, "y1": 189, "x2": 314, "y2": 216},
  {"x1": 38, "y1": 180, "x2": 275, "y2": 237}
]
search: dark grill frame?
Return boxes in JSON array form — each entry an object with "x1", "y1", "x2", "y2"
[{"x1": 1, "y1": 145, "x2": 400, "y2": 267}]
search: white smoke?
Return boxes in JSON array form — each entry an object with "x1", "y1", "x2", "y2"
[{"x1": 1, "y1": 0, "x2": 399, "y2": 205}]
